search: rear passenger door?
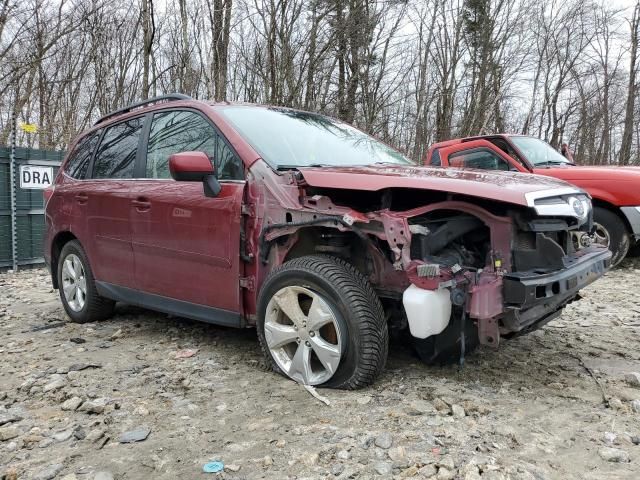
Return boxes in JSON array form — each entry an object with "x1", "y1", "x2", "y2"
[
  {"x1": 129, "y1": 109, "x2": 245, "y2": 320},
  {"x1": 79, "y1": 116, "x2": 145, "y2": 288},
  {"x1": 60, "y1": 130, "x2": 100, "y2": 238}
]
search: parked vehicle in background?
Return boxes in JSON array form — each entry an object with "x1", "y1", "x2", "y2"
[
  {"x1": 426, "y1": 135, "x2": 640, "y2": 266},
  {"x1": 45, "y1": 95, "x2": 611, "y2": 389}
]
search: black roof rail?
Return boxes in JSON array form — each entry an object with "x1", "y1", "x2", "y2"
[{"x1": 93, "y1": 93, "x2": 192, "y2": 126}]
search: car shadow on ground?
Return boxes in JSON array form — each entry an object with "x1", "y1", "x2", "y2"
[{"x1": 103, "y1": 301, "x2": 598, "y2": 395}]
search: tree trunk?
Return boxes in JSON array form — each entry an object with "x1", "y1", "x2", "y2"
[
  {"x1": 178, "y1": 0, "x2": 189, "y2": 92},
  {"x1": 141, "y1": 0, "x2": 155, "y2": 100},
  {"x1": 621, "y1": 1, "x2": 640, "y2": 166}
]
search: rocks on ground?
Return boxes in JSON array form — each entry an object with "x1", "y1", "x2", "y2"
[{"x1": 1, "y1": 263, "x2": 640, "y2": 479}]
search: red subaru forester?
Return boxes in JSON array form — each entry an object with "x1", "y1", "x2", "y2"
[{"x1": 44, "y1": 95, "x2": 610, "y2": 389}]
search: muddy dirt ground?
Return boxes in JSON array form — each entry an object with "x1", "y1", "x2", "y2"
[{"x1": 1, "y1": 260, "x2": 640, "y2": 480}]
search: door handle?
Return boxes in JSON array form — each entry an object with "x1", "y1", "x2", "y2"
[
  {"x1": 131, "y1": 197, "x2": 151, "y2": 211},
  {"x1": 75, "y1": 193, "x2": 88, "y2": 204}
]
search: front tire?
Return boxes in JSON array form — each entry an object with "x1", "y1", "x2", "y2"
[
  {"x1": 57, "y1": 240, "x2": 115, "y2": 323},
  {"x1": 256, "y1": 255, "x2": 388, "y2": 389},
  {"x1": 593, "y1": 207, "x2": 630, "y2": 267}
]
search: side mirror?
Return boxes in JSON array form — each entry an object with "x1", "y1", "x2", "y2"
[{"x1": 169, "y1": 151, "x2": 221, "y2": 197}]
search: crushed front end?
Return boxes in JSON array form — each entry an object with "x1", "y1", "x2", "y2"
[
  {"x1": 255, "y1": 165, "x2": 611, "y2": 357},
  {"x1": 400, "y1": 189, "x2": 611, "y2": 348}
]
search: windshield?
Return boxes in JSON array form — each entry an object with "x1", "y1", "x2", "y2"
[
  {"x1": 217, "y1": 106, "x2": 413, "y2": 168},
  {"x1": 510, "y1": 136, "x2": 572, "y2": 166}
]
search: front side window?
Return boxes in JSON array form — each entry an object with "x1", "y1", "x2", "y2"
[
  {"x1": 93, "y1": 117, "x2": 144, "y2": 179},
  {"x1": 217, "y1": 106, "x2": 413, "y2": 169},
  {"x1": 146, "y1": 110, "x2": 243, "y2": 180},
  {"x1": 449, "y1": 148, "x2": 510, "y2": 171},
  {"x1": 65, "y1": 131, "x2": 100, "y2": 179}
]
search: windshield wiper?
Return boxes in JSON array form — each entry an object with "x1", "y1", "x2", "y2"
[
  {"x1": 536, "y1": 160, "x2": 572, "y2": 167},
  {"x1": 277, "y1": 163, "x2": 327, "y2": 170},
  {"x1": 371, "y1": 161, "x2": 416, "y2": 166}
]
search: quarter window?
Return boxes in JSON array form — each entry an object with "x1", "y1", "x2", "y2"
[
  {"x1": 146, "y1": 110, "x2": 243, "y2": 180},
  {"x1": 430, "y1": 149, "x2": 441, "y2": 166},
  {"x1": 93, "y1": 117, "x2": 144, "y2": 179},
  {"x1": 65, "y1": 131, "x2": 99, "y2": 179}
]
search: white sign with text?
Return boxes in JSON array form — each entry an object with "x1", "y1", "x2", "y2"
[{"x1": 20, "y1": 165, "x2": 54, "y2": 189}]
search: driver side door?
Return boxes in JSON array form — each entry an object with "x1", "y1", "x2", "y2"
[
  {"x1": 439, "y1": 140, "x2": 519, "y2": 171},
  {"x1": 129, "y1": 109, "x2": 246, "y2": 324}
]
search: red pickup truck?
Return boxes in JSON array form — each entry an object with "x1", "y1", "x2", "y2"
[{"x1": 426, "y1": 135, "x2": 640, "y2": 265}]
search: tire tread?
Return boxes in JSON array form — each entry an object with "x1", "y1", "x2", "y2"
[
  {"x1": 257, "y1": 255, "x2": 388, "y2": 389},
  {"x1": 594, "y1": 207, "x2": 630, "y2": 267}
]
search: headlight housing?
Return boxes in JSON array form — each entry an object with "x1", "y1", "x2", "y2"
[
  {"x1": 566, "y1": 195, "x2": 590, "y2": 222},
  {"x1": 525, "y1": 189, "x2": 592, "y2": 225}
]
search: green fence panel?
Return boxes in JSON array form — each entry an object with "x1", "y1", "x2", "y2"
[
  {"x1": 0, "y1": 146, "x2": 64, "y2": 269},
  {"x1": 0, "y1": 157, "x2": 12, "y2": 267},
  {"x1": 0, "y1": 215, "x2": 10, "y2": 266}
]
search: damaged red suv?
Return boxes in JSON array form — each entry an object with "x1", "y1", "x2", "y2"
[{"x1": 44, "y1": 95, "x2": 611, "y2": 389}]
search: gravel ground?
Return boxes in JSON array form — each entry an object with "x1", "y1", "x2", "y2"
[{"x1": 1, "y1": 260, "x2": 640, "y2": 480}]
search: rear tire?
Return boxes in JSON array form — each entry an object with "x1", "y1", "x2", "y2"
[
  {"x1": 413, "y1": 311, "x2": 479, "y2": 365},
  {"x1": 256, "y1": 255, "x2": 388, "y2": 389},
  {"x1": 593, "y1": 207, "x2": 630, "y2": 267},
  {"x1": 57, "y1": 240, "x2": 115, "y2": 323}
]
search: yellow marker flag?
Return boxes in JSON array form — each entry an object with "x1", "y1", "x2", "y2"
[{"x1": 19, "y1": 123, "x2": 38, "y2": 134}]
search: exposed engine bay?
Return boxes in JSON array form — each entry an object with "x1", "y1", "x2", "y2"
[{"x1": 409, "y1": 212, "x2": 489, "y2": 269}]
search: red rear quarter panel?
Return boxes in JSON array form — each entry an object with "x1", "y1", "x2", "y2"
[{"x1": 44, "y1": 173, "x2": 75, "y2": 265}]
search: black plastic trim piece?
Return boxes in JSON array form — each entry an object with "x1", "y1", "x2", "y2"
[
  {"x1": 512, "y1": 232, "x2": 566, "y2": 272},
  {"x1": 95, "y1": 281, "x2": 242, "y2": 328},
  {"x1": 503, "y1": 247, "x2": 611, "y2": 309},
  {"x1": 86, "y1": 128, "x2": 106, "y2": 180},
  {"x1": 135, "y1": 113, "x2": 154, "y2": 179}
]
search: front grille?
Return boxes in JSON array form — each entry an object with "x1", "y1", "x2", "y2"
[
  {"x1": 512, "y1": 230, "x2": 568, "y2": 272},
  {"x1": 515, "y1": 231, "x2": 536, "y2": 250}
]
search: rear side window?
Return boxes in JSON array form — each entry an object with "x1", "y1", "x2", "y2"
[
  {"x1": 65, "y1": 131, "x2": 99, "y2": 179},
  {"x1": 146, "y1": 110, "x2": 243, "y2": 180},
  {"x1": 430, "y1": 149, "x2": 441, "y2": 166},
  {"x1": 449, "y1": 148, "x2": 510, "y2": 171},
  {"x1": 93, "y1": 117, "x2": 144, "y2": 179}
]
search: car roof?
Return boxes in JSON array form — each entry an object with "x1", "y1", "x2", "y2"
[
  {"x1": 89, "y1": 95, "x2": 335, "y2": 135},
  {"x1": 431, "y1": 133, "x2": 537, "y2": 149}
]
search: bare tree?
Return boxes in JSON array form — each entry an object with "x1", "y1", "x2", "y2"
[
  {"x1": 141, "y1": 0, "x2": 155, "y2": 99},
  {"x1": 0, "y1": 0, "x2": 638, "y2": 166},
  {"x1": 620, "y1": 1, "x2": 640, "y2": 165}
]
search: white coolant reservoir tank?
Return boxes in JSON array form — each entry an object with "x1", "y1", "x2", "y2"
[{"x1": 402, "y1": 284, "x2": 452, "y2": 339}]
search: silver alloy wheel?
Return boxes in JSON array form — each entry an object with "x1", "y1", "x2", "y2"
[
  {"x1": 61, "y1": 253, "x2": 87, "y2": 312},
  {"x1": 264, "y1": 286, "x2": 343, "y2": 385},
  {"x1": 593, "y1": 222, "x2": 611, "y2": 248}
]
